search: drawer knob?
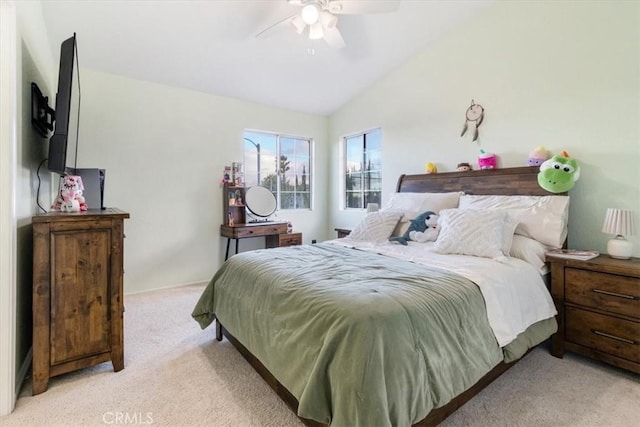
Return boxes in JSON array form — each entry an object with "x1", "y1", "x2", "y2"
[
  {"x1": 591, "y1": 288, "x2": 638, "y2": 300},
  {"x1": 592, "y1": 329, "x2": 637, "y2": 345}
]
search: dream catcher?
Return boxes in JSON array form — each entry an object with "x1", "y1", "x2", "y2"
[{"x1": 460, "y1": 99, "x2": 484, "y2": 142}]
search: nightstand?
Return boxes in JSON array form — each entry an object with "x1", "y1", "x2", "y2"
[
  {"x1": 266, "y1": 232, "x2": 302, "y2": 248},
  {"x1": 547, "y1": 254, "x2": 639, "y2": 373},
  {"x1": 335, "y1": 228, "x2": 351, "y2": 238}
]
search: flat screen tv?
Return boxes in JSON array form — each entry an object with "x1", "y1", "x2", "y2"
[{"x1": 48, "y1": 33, "x2": 79, "y2": 175}]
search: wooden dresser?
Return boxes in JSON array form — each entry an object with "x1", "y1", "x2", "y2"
[
  {"x1": 32, "y1": 208, "x2": 129, "y2": 394},
  {"x1": 547, "y1": 254, "x2": 639, "y2": 373}
]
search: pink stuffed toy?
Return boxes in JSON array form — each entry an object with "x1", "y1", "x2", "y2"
[
  {"x1": 51, "y1": 175, "x2": 88, "y2": 212},
  {"x1": 478, "y1": 149, "x2": 497, "y2": 170}
]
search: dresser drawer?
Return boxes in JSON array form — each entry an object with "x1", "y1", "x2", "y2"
[
  {"x1": 565, "y1": 268, "x2": 640, "y2": 319},
  {"x1": 278, "y1": 233, "x2": 302, "y2": 247},
  {"x1": 266, "y1": 232, "x2": 302, "y2": 248},
  {"x1": 565, "y1": 306, "x2": 640, "y2": 363},
  {"x1": 235, "y1": 223, "x2": 288, "y2": 238}
]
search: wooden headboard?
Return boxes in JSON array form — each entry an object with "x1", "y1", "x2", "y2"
[{"x1": 396, "y1": 166, "x2": 561, "y2": 196}]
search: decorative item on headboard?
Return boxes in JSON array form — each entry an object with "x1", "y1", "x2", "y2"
[
  {"x1": 477, "y1": 149, "x2": 497, "y2": 170},
  {"x1": 537, "y1": 150, "x2": 580, "y2": 193},
  {"x1": 527, "y1": 146, "x2": 550, "y2": 167},
  {"x1": 460, "y1": 99, "x2": 484, "y2": 142},
  {"x1": 425, "y1": 162, "x2": 438, "y2": 174},
  {"x1": 457, "y1": 162, "x2": 473, "y2": 172}
]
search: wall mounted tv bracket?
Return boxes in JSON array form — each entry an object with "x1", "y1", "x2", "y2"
[{"x1": 31, "y1": 82, "x2": 55, "y2": 137}]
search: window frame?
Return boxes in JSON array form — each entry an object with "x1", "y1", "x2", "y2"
[
  {"x1": 243, "y1": 129, "x2": 313, "y2": 212},
  {"x1": 342, "y1": 128, "x2": 382, "y2": 211}
]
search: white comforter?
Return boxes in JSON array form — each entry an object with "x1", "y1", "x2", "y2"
[{"x1": 327, "y1": 238, "x2": 557, "y2": 347}]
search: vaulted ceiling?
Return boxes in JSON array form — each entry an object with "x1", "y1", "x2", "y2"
[{"x1": 42, "y1": 0, "x2": 491, "y2": 116}]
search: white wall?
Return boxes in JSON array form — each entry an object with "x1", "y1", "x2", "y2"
[
  {"x1": 329, "y1": 1, "x2": 640, "y2": 256},
  {"x1": 0, "y1": 1, "x2": 18, "y2": 416},
  {"x1": 76, "y1": 70, "x2": 328, "y2": 294},
  {"x1": 1, "y1": 0, "x2": 55, "y2": 415}
]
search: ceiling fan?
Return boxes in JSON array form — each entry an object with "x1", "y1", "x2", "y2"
[{"x1": 256, "y1": 0, "x2": 401, "y2": 49}]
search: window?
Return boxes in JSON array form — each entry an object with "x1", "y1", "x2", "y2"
[
  {"x1": 344, "y1": 129, "x2": 382, "y2": 209},
  {"x1": 243, "y1": 130, "x2": 312, "y2": 210}
]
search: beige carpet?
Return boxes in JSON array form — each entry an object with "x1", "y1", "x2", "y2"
[{"x1": 2, "y1": 284, "x2": 638, "y2": 427}]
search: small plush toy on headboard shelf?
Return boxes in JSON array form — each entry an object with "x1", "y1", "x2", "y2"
[
  {"x1": 527, "y1": 146, "x2": 551, "y2": 166},
  {"x1": 457, "y1": 162, "x2": 473, "y2": 172},
  {"x1": 425, "y1": 162, "x2": 438, "y2": 174},
  {"x1": 537, "y1": 150, "x2": 580, "y2": 193},
  {"x1": 477, "y1": 149, "x2": 497, "y2": 170}
]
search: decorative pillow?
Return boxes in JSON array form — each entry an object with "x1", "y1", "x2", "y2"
[
  {"x1": 383, "y1": 192, "x2": 463, "y2": 237},
  {"x1": 434, "y1": 209, "x2": 510, "y2": 259},
  {"x1": 347, "y1": 211, "x2": 403, "y2": 243},
  {"x1": 458, "y1": 195, "x2": 569, "y2": 248},
  {"x1": 509, "y1": 234, "x2": 552, "y2": 275}
]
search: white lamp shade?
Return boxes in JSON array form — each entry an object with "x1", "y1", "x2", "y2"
[
  {"x1": 602, "y1": 208, "x2": 635, "y2": 259},
  {"x1": 602, "y1": 208, "x2": 635, "y2": 237}
]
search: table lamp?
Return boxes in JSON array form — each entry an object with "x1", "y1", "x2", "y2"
[{"x1": 601, "y1": 208, "x2": 635, "y2": 259}]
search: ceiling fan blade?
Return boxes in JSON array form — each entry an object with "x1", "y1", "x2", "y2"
[
  {"x1": 319, "y1": 10, "x2": 337, "y2": 28},
  {"x1": 327, "y1": 0, "x2": 400, "y2": 15},
  {"x1": 290, "y1": 14, "x2": 306, "y2": 34},
  {"x1": 255, "y1": 13, "x2": 297, "y2": 38},
  {"x1": 323, "y1": 26, "x2": 346, "y2": 49}
]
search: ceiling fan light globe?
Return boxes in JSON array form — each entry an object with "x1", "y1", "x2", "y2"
[
  {"x1": 301, "y1": 4, "x2": 320, "y2": 25},
  {"x1": 308, "y1": 22, "x2": 324, "y2": 40}
]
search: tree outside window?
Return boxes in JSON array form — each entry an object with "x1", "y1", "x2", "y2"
[
  {"x1": 344, "y1": 129, "x2": 382, "y2": 209},
  {"x1": 243, "y1": 131, "x2": 311, "y2": 210}
]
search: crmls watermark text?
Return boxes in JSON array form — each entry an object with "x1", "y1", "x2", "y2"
[{"x1": 102, "y1": 412, "x2": 153, "y2": 424}]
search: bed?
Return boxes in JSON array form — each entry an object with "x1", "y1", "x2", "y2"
[{"x1": 193, "y1": 167, "x2": 567, "y2": 426}]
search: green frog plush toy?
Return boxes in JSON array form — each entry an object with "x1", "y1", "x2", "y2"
[{"x1": 537, "y1": 151, "x2": 580, "y2": 193}]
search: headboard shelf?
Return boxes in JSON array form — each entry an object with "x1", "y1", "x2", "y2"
[{"x1": 396, "y1": 166, "x2": 561, "y2": 196}]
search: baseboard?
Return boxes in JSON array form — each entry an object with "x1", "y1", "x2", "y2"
[
  {"x1": 15, "y1": 347, "x2": 32, "y2": 397},
  {"x1": 124, "y1": 280, "x2": 208, "y2": 296}
]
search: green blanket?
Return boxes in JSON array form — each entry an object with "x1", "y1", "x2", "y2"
[{"x1": 192, "y1": 243, "x2": 503, "y2": 426}]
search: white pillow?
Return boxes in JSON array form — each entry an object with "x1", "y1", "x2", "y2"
[
  {"x1": 382, "y1": 192, "x2": 463, "y2": 215},
  {"x1": 458, "y1": 195, "x2": 569, "y2": 248},
  {"x1": 509, "y1": 234, "x2": 552, "y2": 275},
  {"x1": 383, "y1": 192, "x2": 463, "y2": 237},
  {"x1": 347, "y1": 211, "x2": 403, "y2": 243},
  {"x1": 434, "y1": 209, "x2": 510, "y2": 259},
  {"x1": 501, "y1": 214, "x2": 520, "y2": 255}
]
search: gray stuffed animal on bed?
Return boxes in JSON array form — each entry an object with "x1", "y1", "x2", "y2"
[{"x1": 389, "y1": 210, "x2": 438, "y2": 246}]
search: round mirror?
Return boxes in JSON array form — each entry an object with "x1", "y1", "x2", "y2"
[{"x1": 245, "y1": 186, "x2": 277, "y2": 219}]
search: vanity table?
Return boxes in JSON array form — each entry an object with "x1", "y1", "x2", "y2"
[
  {"x1": 220, "y1": 222, "x2": 288, "y2": 260},
  {"x1": 221, "y1": 183, "x2": 297, "y2": 259}
]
